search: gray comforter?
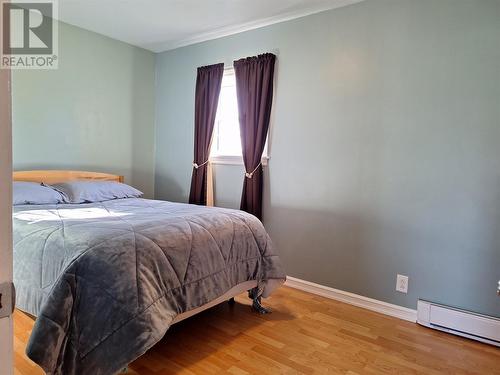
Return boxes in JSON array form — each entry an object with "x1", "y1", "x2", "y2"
[{"x1": 13, "y1": 198, "x2": 285, "y2": 375}]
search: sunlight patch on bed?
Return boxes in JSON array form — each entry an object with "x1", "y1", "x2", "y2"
[{"x1": 14, "y1": 207, "x2": 131, "y2": 223}]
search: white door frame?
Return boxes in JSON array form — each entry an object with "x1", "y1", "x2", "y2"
[{"x1": 0, "y1": 59, "x2": 14, "y2": 374}]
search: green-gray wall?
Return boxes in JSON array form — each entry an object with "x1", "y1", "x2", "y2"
[
  {"x1": 13, "y1": 21, "x2": 156, "y2": 197},
  {"x1": 155, "y1": 0, "x2": 500, "y2": 316}
]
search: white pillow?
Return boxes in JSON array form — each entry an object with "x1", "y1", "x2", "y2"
[
  {"x1": 13, "y1": 182, "x2": 65, "y2": 205},
  {"x1": 50, "y1": 181, "x2": 143, "y2": 203}
]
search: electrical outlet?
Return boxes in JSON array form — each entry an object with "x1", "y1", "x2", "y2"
[{"x1": 396, "y1": 274, "x2": 409, "y2": 294}]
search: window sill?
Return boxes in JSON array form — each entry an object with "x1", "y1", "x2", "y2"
[{"x1": 209, "y1": 155, "x2": 269, "y2": 166}]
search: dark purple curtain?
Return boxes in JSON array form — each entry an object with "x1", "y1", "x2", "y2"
[
  {"x1": 188, "y1": 63, "x2": 224, "y2": 205},
  {"x1": 234, "y1": 53, "x2": 276, "y2": 219}
]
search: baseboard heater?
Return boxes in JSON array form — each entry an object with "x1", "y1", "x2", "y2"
[{"x1": 417, "y1": 300, "x2": 500, "y2": 347}]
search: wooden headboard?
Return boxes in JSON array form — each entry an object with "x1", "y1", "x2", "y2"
[{"x1": 13, "y1": 170, "x2": 124, "y2": 184}]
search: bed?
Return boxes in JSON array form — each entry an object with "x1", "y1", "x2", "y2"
[{"x1": 13, "y1": 170, "x2": 286, "y2": 375}]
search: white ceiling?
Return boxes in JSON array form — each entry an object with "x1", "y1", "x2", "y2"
[{"x1": 58, "y1": 0, "x2": 364, "y2": 52}]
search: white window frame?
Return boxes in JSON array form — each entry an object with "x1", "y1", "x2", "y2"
[
  {"x1": 210, "y1": 153, "x2": 269, "y2": 166},
  {"x1": 210, "y1": 68, "x2": 269, "y2": 166}
]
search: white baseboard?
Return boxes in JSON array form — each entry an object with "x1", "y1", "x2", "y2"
[{"x1": 285, "y1": 276, "x2": 417, "y2": 323}]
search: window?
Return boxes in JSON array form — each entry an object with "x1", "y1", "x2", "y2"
[
  {"x1": 210, "y1": 68, "x2": 268, "y2": 165},
  {"x1": 210, "y1": 69, "x2": 241, "y2": 160}
]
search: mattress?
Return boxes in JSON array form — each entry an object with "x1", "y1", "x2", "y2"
[{"x1": 13, "y1": 198, "x2": 285, "y2": 375}]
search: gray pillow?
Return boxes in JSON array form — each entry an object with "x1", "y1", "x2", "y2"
[
  {"x1": 50, "y1": 181, "x2": 143, "y2": 203},
  {"x1": 13, "y1": 181, "x2": 65, "y2": 205}
]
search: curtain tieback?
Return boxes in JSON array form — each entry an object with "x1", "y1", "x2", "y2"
[
  {"x1": 193, "y1": 160, "x2": 209, "y2": 169},
  {"x1": 245, "y1": 162, "x2": 262, "y2": 179}
]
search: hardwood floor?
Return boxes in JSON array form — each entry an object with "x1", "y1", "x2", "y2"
[{"x1": 14, "y1": 287, "x2": 500, "y2": 375}]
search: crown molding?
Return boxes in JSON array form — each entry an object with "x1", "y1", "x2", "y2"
[{"x1": 151, "y1": 0, "x2": 366, "y2": 53}]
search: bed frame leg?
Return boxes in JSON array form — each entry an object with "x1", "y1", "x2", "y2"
[
  {"x1": 248, "y1": 288, "x2": 271, "y2": 314},
  {"x1": 252, "y1": 296, "x2": 271, "y2": 314}
]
